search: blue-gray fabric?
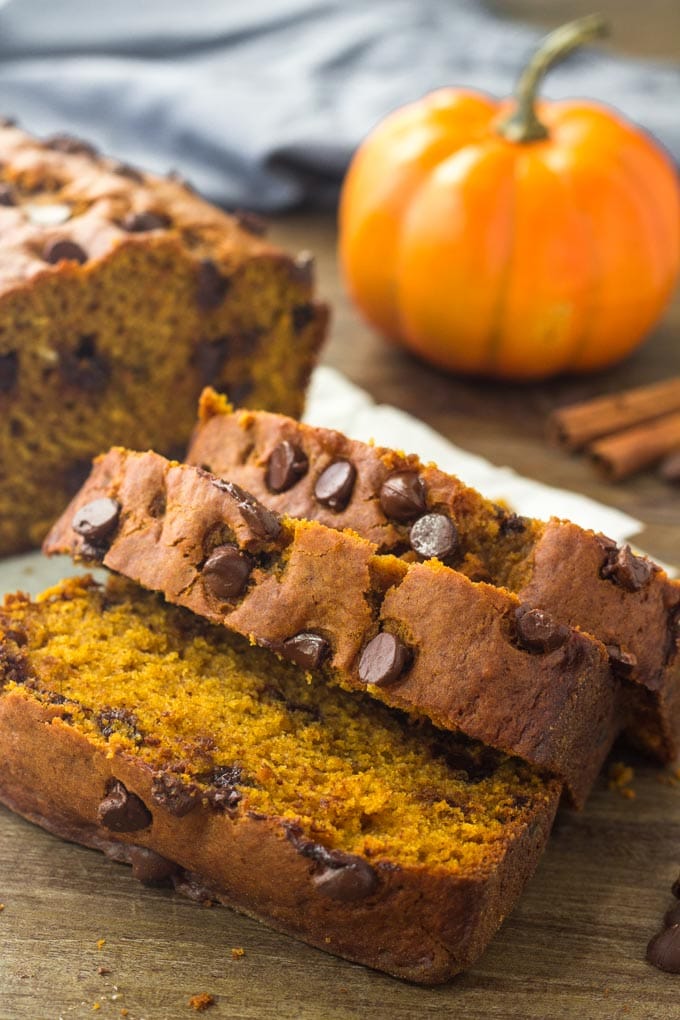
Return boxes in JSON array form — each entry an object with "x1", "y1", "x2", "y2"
[{"x1": 0, "y1": 0, "x2": 677, "y2": 210}]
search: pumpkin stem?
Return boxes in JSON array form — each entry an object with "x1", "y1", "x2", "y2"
[{"x1": 497, "y1": 14, "x2": 608, "y2": 144}]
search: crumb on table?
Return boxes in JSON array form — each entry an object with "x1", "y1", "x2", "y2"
[
  {"x1": 188, "y1": 992, "x2": 215, "y2": 1011},
  {"x1": 96, "y1": 938, "x2": 106, "y2": 951},
  {"x1": 230, "y1": 947, "x2": 245, "y2": 959},
  {"x1": 607, "y1": 761, "x2": 636, "y2": 799}
]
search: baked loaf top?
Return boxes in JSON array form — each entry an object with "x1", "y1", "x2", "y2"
[
  {"x1": 187, "y1": 390, "x2": 680, "y2": 760},
  {"x1": 0, "y1": 575, "x2": 561, "y2": 983},
  {"x1": 0, "y1": 122, "x2": 292, "y2": 289},
  {"x1": 44, "y1": 448, "x2": 620, "y2": 806}
]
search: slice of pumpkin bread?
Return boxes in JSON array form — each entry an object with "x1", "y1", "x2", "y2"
[
  {"x1": 0, "y1": 575, "x2": 560, "y2": 984},
  {"x1": 44, "y1": 448, "x2": 619, "y2": 807},
  {"x1": 186, "y1": 390, "x2": 680, "y2": 762}
]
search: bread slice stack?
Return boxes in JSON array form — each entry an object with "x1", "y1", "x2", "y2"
[{"x1": 1, "y1": 392, "x2": 677, "y2": 983}]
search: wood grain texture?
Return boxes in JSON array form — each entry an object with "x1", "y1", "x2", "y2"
[{"x1": 3, "y1": 1, "x2": 680, "y2": 1016}]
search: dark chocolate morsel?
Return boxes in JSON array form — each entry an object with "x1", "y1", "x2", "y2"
[
  {"x1": 313, "y1": 857, "x2": 379, "y2": 902},
  {"x1": 280, "y1": 632, "x2": 330, "y2": 670},
  {"x1": 45, "y1": 133, "x2": 98, "y2": 157},
  {"x1": 600, "y1": 544, "x2": 653, "y2": 592},
  {"x1": 606, "y1": 644, "x2": 638, "y2": 678},
  {"x1": 151, "y1": 771, "x2": 200, "y2": 818},
  {"x1": 292, "y1": 303, "x2": 316, "y2": 333},
  {"x1": 234, "y1": 209, "x2": 268, "y2": 236},
  {"x1": 128, "y1": 846, "x2": 179, "y2": 885},
  {"x1": 121, "y1": 211, "x2": 171, "y2": 232},
  {"x1": 72, "y1": 497, "x2": 120, "y2": 544},
  {"x1": 98, "y1": 780, "x2": 152, "y2": 832},
  {"x1": 647, "y1": 924, "x2": 680, "y2": 973},
  {"x1": 499, "y1": 512, "x2": 528, "y2": 535},
  {"x1": 202, "y1": 544, "x2": 252, "y2": 600},
  {"x1": 266, "y1": 441, "x2": 309, "y2": 493},
  {"x1": 0, "y1": 350, "x2": 18, "y2": 393},
  {"x1": 358, "y1": 632, "x2": 412, "y2": 687},
  {"x1": 42, "y1": 239, "x2": 87, "y2": 265},
  {"x1": 110, "y1": 161, "x2": 145, "y2": 183},
  {"x1": 379, "y1": 472, "x2": 427, "y2": 522},
  {"x1": 665, "y1": 903, "x2": 680, "y2": 927},
  {"x1": 515, "y1": 607, "x2": 570, "y2": 654},
  {"x1": 0, "y1": 183, "x2": 16, "y2": 206},
  {"x1": 409, "y1": 513, "x2": 458, "y2": 560},
  {"x1": 314, "y1": 460, "x2": 357, "y2": 512},
  {"x1": 196, "y1": 258, "x2": 230, "y2": 311},
  {"x1": 194, "y1": 336, "x2": 229, "y2": 387},
  {"x1": 291, "y1": 251, "x2": 315, "y2": 286},
  {"x1": 211, "y1": 477, "x2": 282, "y2": 540}
]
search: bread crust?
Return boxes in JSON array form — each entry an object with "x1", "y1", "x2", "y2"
[{"x1": 44, "y1": 448, "x2": 621, "y2": 806}]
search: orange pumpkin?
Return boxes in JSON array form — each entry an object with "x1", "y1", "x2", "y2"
[{"x1": 339, "y1": 16, "x2": 680, "y2": 380}]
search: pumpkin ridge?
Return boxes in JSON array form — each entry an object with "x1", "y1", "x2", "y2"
[{"x1": 483, "y1": 146, "x2": 520, "y2": 374}]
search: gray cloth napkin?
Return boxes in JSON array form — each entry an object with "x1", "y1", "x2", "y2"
[{"x1": 0, "y1": 0, "x2": 677, "y2": 210}]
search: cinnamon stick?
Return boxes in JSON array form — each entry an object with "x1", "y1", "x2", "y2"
[
  {"x1": 547, "y1": 377, "x2": 680, "y2": 450},
  {"x1": 589, "y1": 411, "x2": 680, "y2": 481}
]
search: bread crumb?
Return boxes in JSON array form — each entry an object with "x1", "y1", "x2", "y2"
[
  {"x1": 324, "y1": 936, "x2": 332, "y2": 944},
  {"x1": 0, "y1": 903, "x2": 4, "y2": 911},
  {"x1": 92, "y1": 1005, "x2": 101, "y2": 1012},
  {"x1": 97, "y1": 966, "x2": 111, "y2": 976},
  {"x1": 188, "y1": 993, "x2": 215, "y2": 1011},
  {"x1": 96, "y1": 938, "x2": 106, "y2": 951},
  {"x1": 608, "y1": 761, "x2": 635, "y2": 799},
  {"x1": 230, "y1": 947, "x2": 245, "y2": 959},
  {"x1": 120, "y1": 1011, "x2": 129, "y2": 1018}
]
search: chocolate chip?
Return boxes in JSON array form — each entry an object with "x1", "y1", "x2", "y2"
[
  {"x1": 193, "y1": 337, "x2": 229, "y2": 386},
  {"x1": 210, "y1": 478, "x2": 282, "y2": 540},
  {"x1": 314, "y1": 461, "x2": 356, "y2": 512},
  {"x1": 97, "y1": 781, "x2": 152, "y2": 832},
  {"x1": 279, "y1": 633, "x2": 330, "y2": 670},
  {"x1": 379, "y1": 472, "x2": 427, "y2": 522},
  {"x1": 266, "y1": 441, "x2": 309, "y2": 493},
  {"x1": 606, "y1": 644, "x2": 638, "y2": 678},
  {"x1": 45, "y1": 133, "x2": 98, "y2": 157},
  {"x1": 202, "y1": 544, "x2": 252, "y2": 600},
  {"x1": 666, "y1": 903, "x2": 680, "y2": 927},
  {"x1": 499, "y1": 512, "x2": 528, "y2": 535},
  {"x1": 291, "y1": 251, "x2": 315, "y2": 286},
  {"x1": 0, "y1": 184, "x2": 15, "y2": 206},
  {"x1": 96, "y1": 706, "x2": 141, "y2": 742},
  {"x1": 409, "y1": 513, "x2": 458, "y2": 559},
  {"x1": 0, "y1": 350, "x2": 18, "y2": 394},
  {"x1": 600, "y1": 544, "x2": 653, "y2": 592},
  {"x1": 110, "y1": 161, "x2": 145, "y2": 183},
  {"x1": 72, "y1": 497, "x2": 120, "y2": 545},
  {"x1": 358, "y1": 632, "x2": 411, "y2": 687},
  {"x1": 234, "y1": 209, "x2": 268, "y2": 236},
  {"x1": 313, "y1": 856, "x2": 378, "y2": 902},
  {"x1": 292, "y1": 303, "x2": 316, "y2": 332},
  {"x1": 203, "y1": 765, "x2": 246, "y2": 812},
  {"x1": 151, "y1": 771, "x2": 199, "y2": 818},
  {"x1": 127, "y1": 846, "x2": 179, "y2": 885},
  {"x1": 647, "y1": 925, "x2": 680, "y2": 973},
  {"x1": 515, "y1": 607, "x2": 570, "y2": 653},
  {"x1": 59, "y1": 337, "x2": 110, "y2": 391},
  {"x1": 42, "y1": 238, "x2": 87, "y2": 265},
  {"x1": 196, "y1": 259, "x2": 230, "y2": 311},
  {"x1": 121, "y1": 211, "x2": 170, "y2": 232}
]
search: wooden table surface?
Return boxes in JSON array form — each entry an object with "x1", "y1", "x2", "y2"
[{"x1": 3, "y1": 3, "x2": 680, "y2": 1019}]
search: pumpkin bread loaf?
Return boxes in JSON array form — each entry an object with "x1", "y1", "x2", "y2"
[
  {"x1": 186, "y1": 391, "x2": 680, "y2": 761},
  {"x1": 44, "y1": 448, "x2": 620, "y2": 807},
  {"x1": 0, "y1": 123, "x2": 327, "y2": 557},
  {"x1": 0, "y1": 575, "x2": 561, "y2": 983}
]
